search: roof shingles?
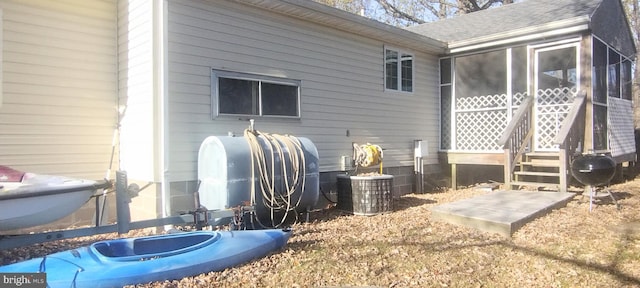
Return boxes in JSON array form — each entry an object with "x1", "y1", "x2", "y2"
[{"x1": 407, "y1": 0, "x2": 603, "y2": 43}]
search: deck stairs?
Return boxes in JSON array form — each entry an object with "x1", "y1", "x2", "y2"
[
  {"x1": 508, "y1": 151, "x2": 564, "y2": 191},
  {"x1": 500, "y1": 93, "x2": 586, "y2": 193}
]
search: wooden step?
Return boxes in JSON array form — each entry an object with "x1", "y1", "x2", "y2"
[
  {"x1": 509, "y1": 150, "x2": 564, "y2": 192},
  {"x1": 508, "y1": 181, "x2": 560, "y2": 189},
  {"x1": 519, "y1": 159, "x2": 561, "y2": 167},
  {"x1": 514, "y1": 171, "x2": 560, "y2": 177},
  {"x1": 524, "y1": 152, "x2": 560, "y2": 157}
]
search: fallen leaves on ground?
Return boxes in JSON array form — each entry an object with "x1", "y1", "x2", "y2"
[{"x1": 2, "y1": 176, "x2": 640, "y2": 287}]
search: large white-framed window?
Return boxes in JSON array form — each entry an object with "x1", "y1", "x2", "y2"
[
  {"x1": 385, "y1": 47, "x2": 414, "y2": 92},
  {"x1": 211, "y1": 69, "x2": 301, "y2": 118}
]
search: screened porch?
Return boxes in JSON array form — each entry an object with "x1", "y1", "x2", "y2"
[{"x1": 439, "y1": 36, "x2": 635, "y2": 191}]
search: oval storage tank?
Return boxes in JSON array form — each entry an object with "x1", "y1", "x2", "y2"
[{"x1": 197, "y1": 135, "x2": 319, "y2": 225}]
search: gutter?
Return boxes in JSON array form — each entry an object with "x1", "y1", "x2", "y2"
[
  {"x1": 232, "y1": 0, "x2": 446, "y2": 54},
  {"x1": 448, "y1": 16, "x2": 591, "y2": 54}
]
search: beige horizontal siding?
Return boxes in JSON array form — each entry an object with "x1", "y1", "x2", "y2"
[
  {"x1": 117, "y1": 0, "x2": 157, "y2": 181},
  {"x1": 166, "y1": 0, "x2": 440, "y2": 181},
  {"x1": 0, "y1": 0, "x2": 117, "y2": 179},
  {"x1": 608, "y1": 97, "x2": 635, "y2": 158}
]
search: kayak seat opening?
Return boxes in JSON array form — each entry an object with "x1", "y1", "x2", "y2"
[
  {"x1": 93, "y1": 233, "x2": 216, "y2": 258},
  {"x1": 94, "y1": 241, "x2": 135, "y2": 257}
]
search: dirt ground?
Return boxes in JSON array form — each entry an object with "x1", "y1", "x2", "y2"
[{"x1": 2, "y1": 175, "x2": 640, "y2": 287}]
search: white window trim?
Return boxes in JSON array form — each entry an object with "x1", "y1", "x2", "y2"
[
  {"x1": 592, "y1": 34, "x2": 634, "y2": 102},
  {"x1": 438, "y1": 57, "x2": 453, "y2": 151},
  {"x1": 211, "y1": 69, "x2": 301, "y2": 119},
  {"x1": 384, "y1": 46, "x2": 415, "y2": 93}
]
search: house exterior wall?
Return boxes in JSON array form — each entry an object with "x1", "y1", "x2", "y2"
[
  {"x1": 117, "y1": 0, "x2": 166, "y2": 222},
  {"x1": 0, "y1": 0, "x2": 118, "y2": 231},
  {"x1": 590, "y1": 0, "x2": 636, "y2": 58},
  {"x1": 582, "y1": 35, "x2": 595, "y2": 151},
  {"x1": 163, "y1": 0, "x2": 442, "y2": 213},
  {"x1": 585, "y1": 33, "x2": 635, "y2": 160},
  {"x1": 608, "y1": 97, "x2": 636, "y2": 161},
  {"x1": 0, "y1": 0, "x2": 117, "y2": 178},
  {"x1": 117, "y1": 0, "x2": 157, "y2": 182}
]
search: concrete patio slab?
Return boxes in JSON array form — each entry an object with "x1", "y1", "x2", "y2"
[{"x1": 431, "y1": 190, "x2": 576, "y2": 237}]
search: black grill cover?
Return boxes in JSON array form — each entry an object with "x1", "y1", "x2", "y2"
[{"x1": 570, "y1": 154, "x2": 616, "y2": 186}]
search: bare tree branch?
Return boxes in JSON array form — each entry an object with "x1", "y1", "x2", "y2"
[
  {"x1": 375, "y1": 0, "x2": 426, "y2": 24},
  {"x1": 457, "y1": 0, "x2": 505, "y2": 14},
  {"x1": 417, "y1": 0, "x2": 443, "y2": 18},
  {"x1": 317, "y1": 0, "x2": 517, "y2": 25}
]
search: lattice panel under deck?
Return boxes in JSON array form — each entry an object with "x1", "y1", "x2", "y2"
[
  {"x1": 535, "y1": 111, "x2": 569, "y2": 149},
  {"x1": 512, "y1": 92, "x2": 528, "y2": 107},
  {"x1": 456, "y1": 110, "x2": 508, "y2": 151},
  {"x1": 535, "y1": 87, "x2": 577, "y2": 150},
  {"x1": 445, "y1": 92, "x2": 529, "y2": 151},
  {"x1": 536, "y1": 87, "x2": 576, "y2": 104},
  {"x1": 457, "y1": 93, "x2": 508, "y2": 110}
]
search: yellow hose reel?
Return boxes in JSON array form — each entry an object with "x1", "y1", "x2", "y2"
[{"x1": 353, "y1": 143, "x2": 383, "y2": 174}]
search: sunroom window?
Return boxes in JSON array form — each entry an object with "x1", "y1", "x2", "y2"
[
  {"x1": 385, "y1": 48, "x2": 414, "y2": 92},
  {"x1": 212, "y1": 70, "x2": 300, "y2": 118},
  {"x1": 608, "y1": 47, "x2": 621, "y2": 99},
  {"x1": 622, "y1": 59, "x2": 633, "y2": 100}
]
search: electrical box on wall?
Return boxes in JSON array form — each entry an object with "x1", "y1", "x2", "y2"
[{"x1": 414, "y1": 140, "x2": 428, "y2": 158}]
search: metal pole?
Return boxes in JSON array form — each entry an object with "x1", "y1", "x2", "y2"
[
  {"x1": 414, "y1": 140, "x2": 424, "y2": 193},
  {"x1": 116, "y1": 171, "x2": 131, "y2": 234}
]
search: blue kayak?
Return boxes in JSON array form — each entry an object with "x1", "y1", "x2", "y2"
[{"x1": 0, "y1": 229, "x2": 292, "y2": 288}]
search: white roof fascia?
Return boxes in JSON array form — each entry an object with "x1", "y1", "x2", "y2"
[
  {"x1": 230, "y1": 0, "x2": 446, "y2": 54},
  {"x1": 448, "y1": 16, "x2": 591, "y2": 54}
]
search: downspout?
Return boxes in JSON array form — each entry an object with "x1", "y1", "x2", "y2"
[{"x1": 154, "y1": 0, "x2": 171, "y2": 221}]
